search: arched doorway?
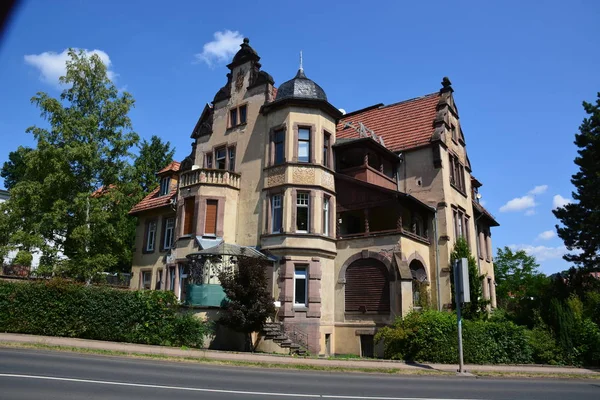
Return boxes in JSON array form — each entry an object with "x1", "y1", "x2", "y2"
[
  {"x1": 345, "y1": 258, "x2": 390, "y2": 313},
  {"x1": 409, "y1": 259, "x2": 427, "y2": 308}
]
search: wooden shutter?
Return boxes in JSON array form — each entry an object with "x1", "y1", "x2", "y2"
[
  {"x1": 205, "y1": 200, "x2": 218, "y2": 235},
  {"x1": 183, "y1": 197, "x2": 195, "y2": 235},
  {"x1": 345, "y1": 259, "x2": 390, "y2": 312}
]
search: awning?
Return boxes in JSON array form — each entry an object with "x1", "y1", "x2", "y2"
[{"x1": 187, "y1": 242, "x2": 270, "y2": 260}]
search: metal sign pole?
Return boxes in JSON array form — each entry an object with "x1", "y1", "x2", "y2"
[{"x1": 454, "y1": 258, "x2": 468, "y2": 374}]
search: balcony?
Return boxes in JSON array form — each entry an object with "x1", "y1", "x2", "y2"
[
  {"x1": 180, "y1": 168, "x2": 241, "y2": 189},
  {"x1": 339, "y1": 165, "x2": 397, "y2": 191}
]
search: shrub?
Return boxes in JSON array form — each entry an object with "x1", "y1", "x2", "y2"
[
  {"x1": 526, "y1": 325, "x2": 564, "y2": 365},
  {"x1": 376, "y1": 310, "x2": 533, "y2": 364},
  {"x1": 0, "y1": 279, "x2": 211, "y2": 347}
]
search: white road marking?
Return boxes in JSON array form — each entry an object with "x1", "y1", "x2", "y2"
[{"x1": 0, "y1": 373, "x2": 484, "y2": 400}]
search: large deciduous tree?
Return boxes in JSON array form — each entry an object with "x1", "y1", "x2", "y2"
[
  {"x1": 133, "y1": 135, "x2": 175, "y2": 193},
  {"x1": 4, "y1": 49, "x2": 139, "y2": 280},
  {"x1": 553, "y1": 92, "x2": 600, "y2": 271},
  {"x1": 494, "y1": 247, "x2": 549, "y2": 326},
  {"x1": 1, "y1": 146, "x2": 33, "y2": 190},
  {"x1": 218, "y1": 256, "x2": 276, "y2": 352}
]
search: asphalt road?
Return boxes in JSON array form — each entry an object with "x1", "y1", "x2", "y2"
[{"x1": 0, "y1": 348, "x2": 598, "y2": 400}]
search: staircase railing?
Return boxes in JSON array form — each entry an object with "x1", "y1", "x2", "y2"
[{"x1": 284, "y1": 325, "x2": 310, "y2": 355}]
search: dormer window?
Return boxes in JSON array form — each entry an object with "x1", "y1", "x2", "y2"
[
  {"x1": 159, "y1": 177, "x2": 171, "y2": 196},
  {"x1": 229, "y1": 105, "x2": 247, "y2": 128},
  {"x1": 451, "y1": 125, "x2": 458, "y2": 143}
]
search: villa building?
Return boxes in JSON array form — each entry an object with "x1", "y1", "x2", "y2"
[{"x1": 129, "y1": 39, "x2": 499, "y2": 357}]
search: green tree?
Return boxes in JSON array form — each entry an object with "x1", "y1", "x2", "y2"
[
  {"x1": 218, "y1": 256, "x2": 276, "y2": 352},
  {"x1": 494, "y1": 247, "x2": 549, "y2": 325},
  {"x1": 4, "y1": 49, "x2": 139, "y2": 281},
  {"x1": 1, "y1": 146, "x2": 33, "y2": 190},
  {"x1": 133, "y1": 135, "x2": 175, "y2": 192},
  {"x1": 553, "y1": 92, "x2": 600, "y2": 271},
  {"x1": 450, "y1": 237, "x2": 488, "y2": 319}
]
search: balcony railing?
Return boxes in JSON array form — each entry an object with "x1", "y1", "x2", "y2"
[
  {"x1": 339, "y1": 165, "x2": 397, "y2": 191},
  {"x1": 180, "y1": 168, "x2": 241, "y2": 189}
]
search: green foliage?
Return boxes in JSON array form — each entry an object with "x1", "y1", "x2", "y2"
[
  {"x1": 526, "y1": 324, "x2": 564, "y2": 365},
  {"x1": 2, "y1": 49, "x2": 140, "y2": 280},
  {"x1": 553, "y1": 92, "x2": 600, "y2": 270},
  {"x1": 494, "y1": 247, "x2": 549, "y2": 327},
  {"x1": 218, "y1": 257, "x2": 276, "y2": 351},
  {"x1": 133, "y1": 135, "x2": 175, "y2": 193},
  {"x1": 375, "y1": 310, "x2": 533, "y2": 364},
  {"x1": 1, "y1": 146, "x2": 33, "y2": 190},
  {"x1": 450, "y1": 237, "x2": 488, "y2": 319},
  {"x1": 12, "y1": 250, "x2": 33, "y2": 267},
  {"x1": 0, "y1": 280, "x2": 210, "y2": 347}
]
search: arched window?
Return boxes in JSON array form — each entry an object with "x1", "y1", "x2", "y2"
[{"x1": 345, "y1": 258, "x2": 390, "y2": 313}]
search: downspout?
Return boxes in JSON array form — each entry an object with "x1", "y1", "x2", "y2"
[{"x1": 434, "y1": 209, "x2": 441, "y2": 311}]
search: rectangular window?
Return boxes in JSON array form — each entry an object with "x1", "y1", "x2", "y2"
[
  {"x1": 229, "y1": 108, "x2": 238, "y2": 128},
  {"x1": 183, "y1": 197, "x2": 195, "y2": 235},
  {"x1": 298, "y1": 127, "x2": 310, "y2": 163},
  {"x1": 146, "y1": 220, "x2": 157, "y2": 252},
  {"x1": 205, "y1": 199, "x2": 218, "y2": 236},
  {"x1": 271, "y1": 194, "x2": 283, "y2": 233},
  {"x1": 205, "y1": 153, "x2": 213, "y2": 169},
  {"x1": 239, "y1": 105, "x2": 247, "y2": 124},
  {"x1": 453, "y1": 207, "x2": 470, "y2": 245},
  {"x1": 451, "y1": 125, "x2": 458, "y2": 142},
  {"x1": 163, "y1": 217, "x2": 175, "y2": 250},
  {"x1": 449, "y1": 153, "x2": 465, "y2": 193},
  {"x1": 294, "y1": 267, "x2": 307, "y2": 307},
  {"x1": 323, "y1": 196, "x2": 330, "y2": 236},
  {"x1": 228, "y1": 147, "x2": 236, "y2": 172},
  {"x1": 296, "y1": 192, "x2": 310, "y2": 232},
  {"x1": 215, "y1": 147, "x2": 227, "y2": 170},
  {"x1": 323, "y1": 132, "x2": 330, "y2": 167},
  {"x1": 159, "y1": 177, "x2": 170, "y2": 196},
  {"x1": 168, "y1": 266, "x2": 176, "y2": 291},
  {"x1": 141, "y1": 270, "x2": 152, "y2": 290},
  {"x1": 273, "y1": 129, "x2": 285, "y2": 165},
  {"x1": 155, "y1": 269, "x2": 163, "y2": 290}
]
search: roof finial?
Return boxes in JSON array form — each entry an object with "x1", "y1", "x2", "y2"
[{"x1": 299, "y1": 50, "x2": 303, "y2": 72}]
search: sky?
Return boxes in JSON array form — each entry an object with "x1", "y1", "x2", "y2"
[{"x1": 0, "y1": 0, "x2": 598, "y2": 274}]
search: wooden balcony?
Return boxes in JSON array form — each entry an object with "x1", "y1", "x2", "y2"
[
  {"x1": 179, "y1": 168, "x2": 241, "y2": 189},
  {"x1": 339, "y1": 165, "x2": 397, "y2": 191}
]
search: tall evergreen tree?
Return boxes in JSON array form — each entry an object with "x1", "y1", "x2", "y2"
[
  {"x1": 4, "y1": 49, "x2": 139, "y2": 280},
  {"x1": 553, "y1": 92, "x2": 600, "y2": 271},
  {"x1": 133, "y1": 135, "x2": 175, "y2": 193},
  {"x1": 450, "y1": 237, "x2": 488, "y2": 319}
]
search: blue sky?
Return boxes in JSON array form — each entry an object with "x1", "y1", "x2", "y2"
[{"x1": 0, "y1": 0, "x2": 598, "y2": 274}]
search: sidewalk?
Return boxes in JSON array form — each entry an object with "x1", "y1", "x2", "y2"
[{"x1": 1, "y1": 333, "x2": 598, "y2": 377}]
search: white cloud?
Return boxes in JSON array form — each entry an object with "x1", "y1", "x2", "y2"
[
  {"x1": 537, "y1": 230, "x2": 556, "y2": 240},
  {"x1": 525, "y1": 209, "x2": 536, "y2": 216},
  {"x1": 24, "y1": 49, "x2": 115, "y2": 87},
  {"x1": 553, "y1": 194, "x2": 572, "y2": 209},
  {"x1": 528, "y1": 185, "x2": 548, "y2": 195},
  {"x1": 194, "y1": 30, "x2": 244, "y2": 67},
  {"x1": 509, "y1": 244, "x2": 567, "y2": 262},
  {"x1": 499, "y1": 195, "x2": 536, "y2": 212}
]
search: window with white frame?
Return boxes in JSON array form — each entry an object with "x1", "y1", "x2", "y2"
[
  {"x1": 294, "y1": 266, "x2": 307, "y2": 307},
  {"x1": 298, "y1": 127, "x2": 311, "y2": 163},
  {"x1": 141, "y1": 270, "x2": 152, "y2": 289},
  {"x1": 159, "y1": 177, "x2": 170, "y2": 196},
  {"x1": 163, "y1": 217, "x2": 175, "y2": 250},
  {"x1": 146, "y1": 220, "x2": 157, "y2": 252},
  {"x1": 215, "y1": 147, "x2": 227, "y2": 170},
  {"x1": 323, "y1": 196, "x2": 330, "y2": 236},
  {"x1": 296, "y1": 192, "x2": 309, "y2": 232},
  {"x1": 271, "y1": 194, "x2": 282, "y2": 233}
]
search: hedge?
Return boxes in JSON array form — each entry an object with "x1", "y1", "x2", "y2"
[
  {"x1": 375, "y1": 310, "x2": 533, "y2": 364},
  {"x1": 0, "y1": 279, "x2": 211, "y2": 347}
]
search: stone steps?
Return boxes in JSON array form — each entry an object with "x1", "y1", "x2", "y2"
[{"x1": 261, "y1": 322, "x2": 308, "y2": 356}]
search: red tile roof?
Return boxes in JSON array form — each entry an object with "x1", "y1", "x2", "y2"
[
  {"x1": 129, "y1": 185, "x2": 177, "y2": 215},
  {"x1": 130, "y1": 161, "x2": 180, "y2": 215},
  {"x1": 157, "y1": 161, "x2": 180, "y2": 175},
  {"x1": 337, "y1": 92, "x2": 440, "y2": 152}
]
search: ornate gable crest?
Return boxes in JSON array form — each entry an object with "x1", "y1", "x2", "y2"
[{"x1": 235, "y1": 70, "x2": 245, "y2": 91}]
